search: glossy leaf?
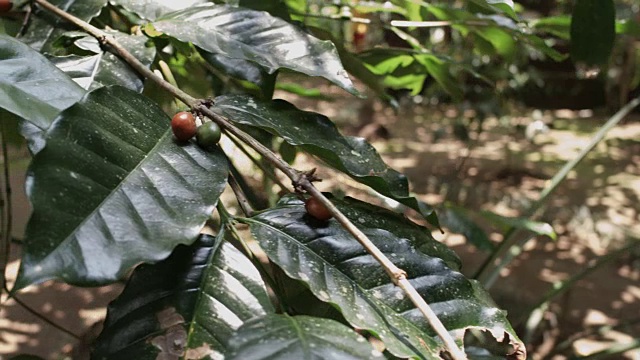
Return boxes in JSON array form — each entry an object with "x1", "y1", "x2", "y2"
[
  {"x1": 93, "y1": 233, "x2": 274, "y2": 359},
  {"x1": 570, "y1": 0, "x2": 616, "y2": 65},
  {"x1": 248, "y1": 195, "x2": 525, "y2": 359},
  {"x1": 49, "y1": 31, "x2": 156, "y2": 92},
  {"x1": 226, "y1": 314, "x2": 382, "y2": 360},
  {"x1": 149, "y1": 4, "x2": 358, "y2": 95},
  {"x1": 13, "y1": 86, "x2": 229, "y2": 289},
  {"x1": 109, "y1": 0, "x2": 209, "y2": 21},
  {"x1": 214, "y1": 95, "x2": 440, "y2": 227},
  {"x1": 0, "y1": 34, "x2": 85, "y2": 133},
  {"x1": 21, "y1": 0, "x2": 108, "y2": 52}
]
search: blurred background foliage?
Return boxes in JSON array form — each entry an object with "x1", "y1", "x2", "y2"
[{"x1": 1, "y1": 0, "x2": 640, "y2": 359}]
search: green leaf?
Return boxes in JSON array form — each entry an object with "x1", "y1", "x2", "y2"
[
  {"x1": 570, "y1": 0, "x2": 616, "y2": 65},
  {"x1": 109, "y1": 0, "x2": 209, "y2": 21},
  {"x1": 395, "y1": 0, "x2": 423, "y2": 22},
  {"x1": 360, "y1": 50, "x2": 426, "y2": 95},
  {"x1": 360, "y1": 49, "x2": 463, "y2": 99},
  {"x1": 93, "y1": 233, "x2": 274, "y2": 359},
  {"x1": 21, "y1": 0, "x2": 108, "y2": 52},
  {"x1": 416, "y1": 55, "x2": 463, "y2": 100},
  {"x1": 149, "y1": 4, "x2": 358, "y2": 95},
  {"x1": 0, "y1": 34, "x2": 86, "y2": 132},
  {"x1": 226, "y1": 314, "x2": 383, "y2": 360},
  {"x1": 439, "y1": 205, "x2": 494, "y2": 252},
  {"x1": 247, "y1": 195, "x2": 525, "y2": 359},
  {"x1": 13, "y1": 86, "x2": 229, "y2": 290},
  {"x1": 49, "y1": 31, "x2": 156, "y2": 92},
  {"x1": 213, "y1": 95, "x2": 440, "y2": 227},
  {"x1": 472, "y1": 26, "x2": 516, "y2": 60},
  {"x1": 531, "y1": 15, "x2": 571, "y2": 40}
]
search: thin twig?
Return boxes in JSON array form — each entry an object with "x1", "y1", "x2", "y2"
[
  {"x1": 0, "y1": 122, "x2": 11, "y2": 295},
  {"x1": 228, "y1": 172, "x2": 254, "y2": 216},
  {"x1": 31, "y1": 1, "x2": 467, "y2": 357}
]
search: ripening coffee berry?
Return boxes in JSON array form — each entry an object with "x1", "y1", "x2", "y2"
[
  {"x1": 196, "y1": 121, "x2": 222, "y2": 148},
  {"x1": 0, "y1": 0, "x2": 12, "y2": 13},
  {"x1": 305, "y1": 197, "x2": 333, "y2": 221},
  {"x1": 171, "y1": 111, "x2": 197, "y2": 142}
]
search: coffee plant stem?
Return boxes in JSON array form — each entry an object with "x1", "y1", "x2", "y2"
[{"x1": 32, "y1": 1, "x2": 467, "y2": 357}]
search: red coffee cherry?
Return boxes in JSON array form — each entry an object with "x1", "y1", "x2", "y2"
[
  {"x1": 0, "y1": 0, "x2": 13, "y2": 13},
  {"x1": 171, "y1": 111, "x2": 197, "y2": 142},
  {"x1": 305, "y1": 197, "x2": 333, "y2": 221}
]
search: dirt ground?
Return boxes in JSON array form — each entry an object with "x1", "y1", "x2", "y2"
[{"x1": 1, "y1": 83, "x2": 639, "y2": 359}]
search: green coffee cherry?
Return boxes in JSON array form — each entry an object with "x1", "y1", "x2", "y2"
[{"x1": 196, "y1": 121, "x2": 222, "y2": 148}]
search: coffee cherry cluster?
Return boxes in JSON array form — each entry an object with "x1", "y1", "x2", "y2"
[{"x1": 171, "y1": 111, "x2": 221, "y2": 148}]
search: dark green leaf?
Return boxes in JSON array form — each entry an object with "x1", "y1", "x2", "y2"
[
  {"x1": 109, "y1": 0, "x2": 209, "y2": 21},
  {"x1": 213, "y1": 95, "x2": 440, "y2": 227},
  {"x1": 150, "y1": 4, "x2": 358, "y2": 95},
  {"x1": 93, "y1": 233, "x2": 274, "y2": 359},
  {"x1": 22, "y1": 0, "x2": 108, "y2": 52},
  {"x1": 570, "y1": 0, "x2": 616, "y2": 65},
  {"x1": 278, "y1": 140, "x2": 298, "y2": 164},
  {"x1": 439, "y1": 205, "x2": 494, "y2": 252},
  {"x1": 49, "y1": 31, "x2": 156, "y2": 92},
  {"x1": 0, "y1": 108, "x2": 26, "y2": 146},
  {"x1": 226, "y1": 314, "x2": 382, "y2": 360},
  {"x1": 0, "y1": 34, "x2": 86, "y2": 132},
  {"x1": 13, "y1": 86, "x2": 229, "y2": 289},
  {"x1": 247, "y1": 195, "x2": 525, "y2": 359}
]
